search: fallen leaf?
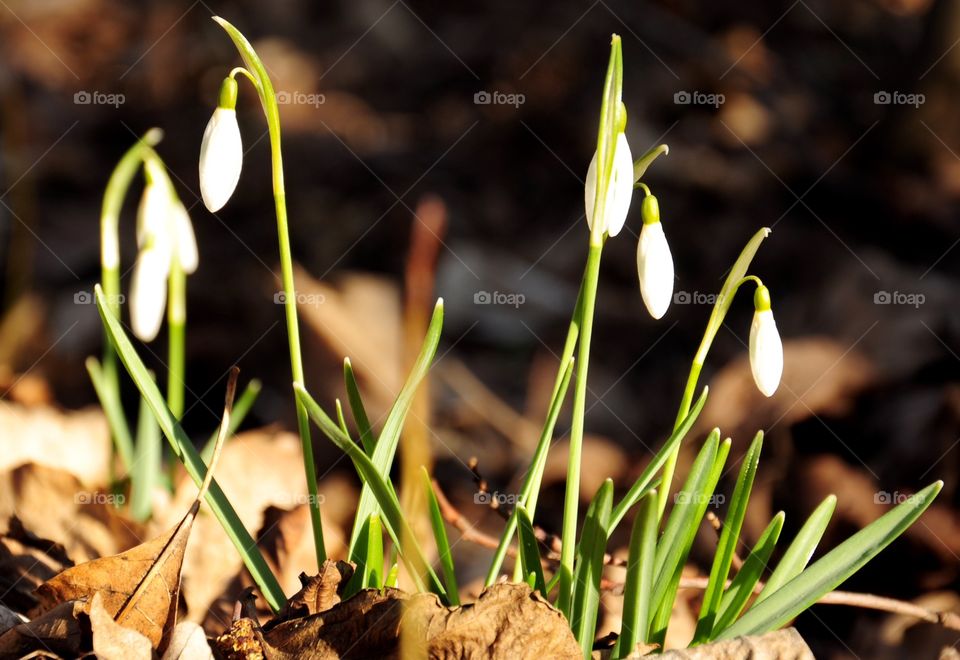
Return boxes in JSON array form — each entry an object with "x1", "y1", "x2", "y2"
[
  {"x1": 36, "y1": 501, "x2": 198, "y2": 649},
  {"x1": 89, "y1": 591, "x2": 152, "y2": 660},
  {"x1": 218, "y1": 582, "x2": 581, "y2": 659},
  {"x1": 658, "y1": 627, "x2": 813, "y2": 659},
  {"x1": 0, "y1": 599, "x2": 86, "y2": 657},
  {"x1": 272, "y1": 560, "x2": 355, "y2": 624},
  {"x1": 162, "y1": 621, "x2": 214, "y2": 660}
]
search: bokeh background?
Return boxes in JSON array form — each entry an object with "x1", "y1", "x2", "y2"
[{"x1": 1, "y1": 0, "x2": 959, "y2": 656}]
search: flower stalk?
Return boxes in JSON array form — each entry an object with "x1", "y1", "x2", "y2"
[{"x1": 209, "y1": 16, "x2": 326, "y2": 563}]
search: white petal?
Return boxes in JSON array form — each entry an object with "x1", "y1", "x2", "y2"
[
  {"x1": 136, "y1": 182, "x2": 171, "y2": 249},
  {"x1": 749, "y1": 309, "x2": 783, "y2": 397},
  {"x1": 199, "y1": 107, "x2": 243, "y2": 212},
  {"x1": 584, "y1": 150, "x2": 599, "y2": 233},
  {"x1": 172, "y1": 201, "x2": 198, "y2": 273},
  {"x1": 637, "y1": 221, "x2": 673, "y2": 319},
  {"x1": 584, "y1": 133, "x2": 634, "y2": 237},
  {"x1": 604, "y1": 132, "x2": 634, "y2": 237},
  {"x1": 130, "y1": 248, "x2": 170, "y2": 342}
]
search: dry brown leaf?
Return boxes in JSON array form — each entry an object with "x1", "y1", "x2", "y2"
[
  {"x1": 0, "y1": 402, "x2": 111, "y2": 486},
  {"x1": 0, "y1": 463, "x2": 143, "y2": 564},
  {"x1": 0, "y1": 517, "x2": 72, "y2": 613},
  {"x1": 0, "y1": 599, "x2": 86, "y2": 657},
  {"x1": 36, "y1": 501, "x2": 198, "y2": 649},
  {"x1": 273, "y1": 560, "x2": 355, "y2": 624},
  {"x1": 161, "y1": 621, "x2": 214, "y2": 660},
  {"x1": 218, "y1": 582, "x2": 580, "y2": 659},
  {"x1": 658, "y1": 627, "x2": 813, "y2": 659},
  {"x1": 89, "y1": 591, "x2": 152, "y2": 660}
]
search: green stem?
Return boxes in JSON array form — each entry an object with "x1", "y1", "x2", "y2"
[
  {"x1": 557, "y1": 240, "x2": 603, "y2": 617},
  {"x1": 98, "y1": 128, "x2": 163, "y2": 471},
  {"x1": 213, "y1": 17, "x2": 326, "y2": 563}
]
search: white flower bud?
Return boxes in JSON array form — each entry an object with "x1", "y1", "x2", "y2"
[
  {"x1": 584, "y1": 132, "x2": 634, "y2": 237},
  {"x1": 199, "y1": 107, "x2": 242, "y2": 212},
  {"x1": 637, "y1": 219, "x2": 673, "y2": 319},
  {"x1": 749, "y1": 286, "x2": 783, "y2": 397}
]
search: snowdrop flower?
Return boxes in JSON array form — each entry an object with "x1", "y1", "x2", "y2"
[
  {"x1": 635, "y1": 188, "x2": 673, "y2": 319},
  {"x1": 749, "y1": 285, "x2": 783, "y2": 397},
  {"x1": 199, "y1": 76, "x2": 242, "y2": 212},
  {"x1": 584, "y1": 131, "x2": 634, "y2": 237},
  {"x1": 130, "y1": 161, "x2": 198, "y2": 342}
]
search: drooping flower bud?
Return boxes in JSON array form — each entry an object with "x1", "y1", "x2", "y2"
[
  {"x1": 199, "y1": 76, "x2": 242, "y2": 212},
  {"x1": 636, "y1": 190, "x2": 673, "y2": 319},
  {"x1": 749, "y1": 285, "x2": 783, "y2": 397}
]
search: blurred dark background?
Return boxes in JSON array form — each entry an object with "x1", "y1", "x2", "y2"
[{"x1": 1, "y1": 0, "x2": 959, "y2": 656}]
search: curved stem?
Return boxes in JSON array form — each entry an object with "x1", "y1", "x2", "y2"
[
  {"x1": 213, "y1": 16, "x2": 326, "y2": 563},
  {"x1": 98, "y1": 128, "x2": 163, "y2": 471}
]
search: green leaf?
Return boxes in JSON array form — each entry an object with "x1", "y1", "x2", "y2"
[
  {"x1": 612, "y1": 489, "x2": 658, "y2": 659},
  {"x1": 609, "y1": 386, "x2": 709, "y2": 531},
  {"x1": 752, "y1": 495, "x2": 836, "y2": 608},
  {"x1": 486, "y1": 355, "x2": 576, "y2": 586},
  {"x1": 649, "y1": 434, "x2": 728, "y2": 643},
  {"x1": 422, "y1": 467, "x2": 459, "y2": 605},
  {"x1": 94, "y1": 285, "x2": 286, "y2": 612},
  {"x1": 719, "y1": 481, "x2": 942, "y2": 639},
  {"x1": 201, "y1": 378, "x2": 260, "y2": 463},
  {"x1": 693, "y1": 432, "x2": 763, "y2": 643},
  {"x1": 344, "y1": 358, "x2": 375, "y2": 455},
  {"x1": 85, "y1": 357, "x2": 135, "y2": 472},
  {"x1": 571, "y1": 479, "x2": 613, "y2": 658},
  {"x1": 710, "y1": 512, "x2": 784, "y2": 637},
  {"x1": 589, "y1": 35, "x2": 623, "y2": 229},
  {"x1": 129, "y1": 385, "x2": 161, "y2": 522},
  {"x1": 294, "y1": 383, "x2": 448, "y2": 601},
  {"x1": 344, "y1": 513, "x2": 384, "y2": 596},
  {"x1": 516, "y1": 506, "x2": 546, "y2": 597},
  {"x1": 348, "y1": 300, "x2": 443, "y2": 559}
]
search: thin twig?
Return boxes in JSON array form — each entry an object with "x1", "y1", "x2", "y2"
[{"x1": 706, "y1": 511, "x2": 744, "y2": 571}]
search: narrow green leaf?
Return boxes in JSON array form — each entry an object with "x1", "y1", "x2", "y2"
[
  {"x1": 609, "y1": 387, "x2": 709, "y2": 531},
  {"x1": 516, "y1": 506, "x2": 546, "y2": 597},
  {"x1": 348, "y1": 300, "x2": 443, "y2": 558},
  {"x1": 201, "y1": 378, "x2": 261, "y2": 463},
  {"x1": 344, "y1": 513, "x2": 384, "y2": 596},
  {"x1": 693, "y1": 432, "x2": 763, "y2": 643},
  {"x1": 710, "y1": 512, "x2": 784, "y2": 637},
  {"x1": 295, "y1": 383, "x2": 448, "y2": 601},
  {"x1": 719, "y1": 481, "x2": 942, "y2": 639},
  {"x1": 752, "y1": 495, "x2": 836, "y2": 608},
  {"x1": 649, "y1": 434, "x2": 728, "y2": 643},
  {"x1": 612, "y1": 489, "x2": 658, "y2": 659},
  {"x1": 485, "y1": 355, "x2": 576, "y2": 586},
  {"x1": 633, "y1": 144, "x2": 669, "y2": 183},
  {"x1": 94, "y1": 285, "x2": 286, "y2": 612},
  {"x1": 422, "y1": 467, "x2": 459, "y2": 605},
  {"x1": 385, "y1": 562, "x2": 399, "y2": 588},
  {"x1": 129, "y1": 387, "x2": 161, "y2": 522},
  {"x1": 571, "y1": 479, "x2": 614, "y2": 658},
  {"x1": 344, "y1": 358, "x2": 375, "y2": 455},
  {"x1": 85, "y1": 357, "x2": 135, "y2": 472}
]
